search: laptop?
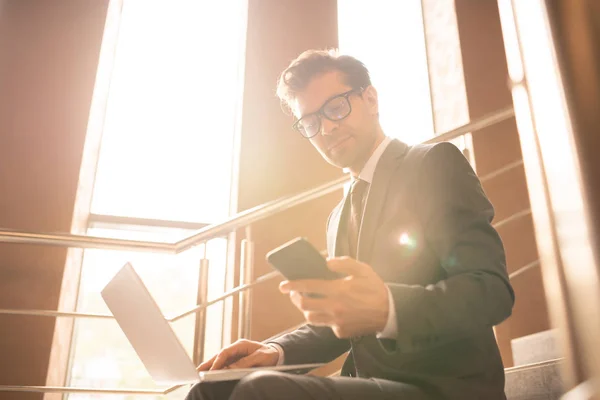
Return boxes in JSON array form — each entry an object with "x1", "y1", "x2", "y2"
[{"x1": 101, "y1": 262, "x2": 324, "y2": 385}]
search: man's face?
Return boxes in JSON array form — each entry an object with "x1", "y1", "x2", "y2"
[{"x1": 292, "y1": 71, "x2": 380, "y2": 172}]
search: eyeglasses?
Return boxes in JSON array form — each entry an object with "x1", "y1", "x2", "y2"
[{"x1": 292, "y1": 88, "x2": 363, "y2": 138}]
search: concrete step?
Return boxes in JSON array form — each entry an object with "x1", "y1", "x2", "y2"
[
  {"x1": 326, "y1": 329, "x2": 565, "y2": 398},
  {"x1": 512, "y1": 329, "x2": 562, "y2": 366},
  {"x1": 505, "y1": 358, "x2": 563, "y2": 400}
]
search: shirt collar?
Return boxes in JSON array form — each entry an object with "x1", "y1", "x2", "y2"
[{"x1": 356, "y1": 136, "x2": 392, "y2": 184}]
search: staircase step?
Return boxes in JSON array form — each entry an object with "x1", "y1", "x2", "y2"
[
  {"x1": 511, "y1": 329, "x2": 561, "y2": 366},
  {"x1": 504, "y1": 358, "x2": 563, "y2": 400}
]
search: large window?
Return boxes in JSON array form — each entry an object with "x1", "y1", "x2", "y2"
[
  {"x1": 338, "y1": 1, "x2": 475, "y2": 165},
  {"x1": 338, "y1": 1, "x2": 434, "y2": 144},
  {"x1": 66, "y1": 1, "x2": 247, "y2": 398}
]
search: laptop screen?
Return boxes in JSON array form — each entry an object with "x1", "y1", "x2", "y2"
[{"x1": 101, "y1": 263, "x2": 199, "y2": 385}]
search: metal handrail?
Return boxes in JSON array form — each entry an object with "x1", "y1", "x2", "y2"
[
  {"x1": 0, "y1": 229, "x2": 175, "y2": 253},
  {"x1": 509, "y1": 259, "x2": 540, "y2": 280},
  {"x1": 0, "y1": 270, "x2": 282, "y2": 321},
  {"x1": 0, "y1": 205, "x2": 533, "y2": 321},
  {"x1": 0, "y1": 309, "x2": 113, "y2": 319},
  {"x1": 0, "y1": 176, "x2": 347, "y2": 253},
  {"x1": 493, "y1": 208, "x2": 531, "y2": 230},
  {"x1": 0, "y1": 386, "x2": 168, "y2": 395},
  {"x1": 0, "y1": 105, "x2": 518, "y2": 324},
  {"x1": 0, "y1": 106, "x2": 515, "y2": 253},
  {"x1": 169, "y1": 270, "x2": 280, "y2": 322},
  {"x1": 0, "y1": 105, "x2": 523, "y2": 325},
  {"x1": 479, "y1": 159, "x2": 524, "y2": 182},
  {"x1": 0, "y1": 106, "x2": 518, "y2": 395},
  {"x1": 423, "y1": 106, "x2": 514, "y2": 144}
]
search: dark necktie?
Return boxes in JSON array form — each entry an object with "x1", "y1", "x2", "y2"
[{"x1": 347, "y1": 178, "x2": 369, "y2": 258}]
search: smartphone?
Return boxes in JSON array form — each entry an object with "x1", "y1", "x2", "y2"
[{"x1": 266, "y1": 237, "x2": 342, "y2": 281}]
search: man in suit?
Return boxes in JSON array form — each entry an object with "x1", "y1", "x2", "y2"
[{"x1": 185, "y1": 49, "x2": 514, "y2": 400}]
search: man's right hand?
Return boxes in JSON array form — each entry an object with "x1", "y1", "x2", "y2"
[{"x1": 197, "y1": 339, "x2": 280, "y2": 371}]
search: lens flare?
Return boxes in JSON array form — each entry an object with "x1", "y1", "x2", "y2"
[
  {"x1": 399, "y1": 232, "x2": 417, "y2": 250},
  {"x1": 399, "y1": 232, "x2": 410, "y2": 245}
]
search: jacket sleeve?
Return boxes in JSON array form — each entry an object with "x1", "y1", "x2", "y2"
[
  {"x1": 267, "y1": 324, "x2": 350, "y2": 365},
  {"x1": 389, "y1": 142, "x2": 515, "y2": 352}
]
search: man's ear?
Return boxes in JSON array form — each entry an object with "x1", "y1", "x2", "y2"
[{"x1": 363, "y1": 86, "x2": 379, "y2": 116}]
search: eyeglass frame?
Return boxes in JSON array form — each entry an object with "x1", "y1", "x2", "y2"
[{"x1": 292, "y1": 88, "x2": 364, "y2": 138}]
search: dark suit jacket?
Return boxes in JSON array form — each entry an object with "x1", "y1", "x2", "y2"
[{"x1": 270, "y1": 140, "x2": 515, "y2": 399}]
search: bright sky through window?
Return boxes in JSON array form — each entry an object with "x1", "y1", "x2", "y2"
[
  {"x1": 91, "y1": 0, "x2": 246, "y2": 223},
  {"x1": 338, "y1": 0, "x2": 434, "y2": 144}
]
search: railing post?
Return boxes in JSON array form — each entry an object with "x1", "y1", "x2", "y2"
[
  {"x1": 238, "y1": 227, "x2": 254, "y2": 339},
  {"x1": 192, "y1": 242, "x2": 210, "y2": 366}
]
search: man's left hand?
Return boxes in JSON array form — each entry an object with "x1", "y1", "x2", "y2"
[{"x1": 279, "y1": 256, "x2": 390, "y2": 338}]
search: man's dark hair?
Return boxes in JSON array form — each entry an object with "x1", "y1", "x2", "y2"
[{"x1": 276, "y1": 49, "x2": 372, "y2": 112}]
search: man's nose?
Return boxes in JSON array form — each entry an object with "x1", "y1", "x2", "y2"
[{"x1": 320, "y1": 118, "x2": 339, "y2": 136}]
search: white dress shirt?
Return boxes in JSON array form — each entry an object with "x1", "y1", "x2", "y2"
[{"x1": 269, "y1": 136, "x2": 398, "y2": 364}]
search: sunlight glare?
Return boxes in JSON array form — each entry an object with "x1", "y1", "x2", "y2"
[
  {"x1": 91, "y1": 0, "x2": 246, "y2": 223},
  {"x1": 338, "y1": 0, "x2": 434, "y2": 144}
]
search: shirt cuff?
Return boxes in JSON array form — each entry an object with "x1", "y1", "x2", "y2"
[
  {"x1": 267, "y1": 343, "x2": 285, "y2": 365},
  {"x1": 376, "y1": 286, "x2": 398, "y2": 339}
]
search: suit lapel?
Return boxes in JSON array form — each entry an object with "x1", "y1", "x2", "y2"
[{"x1": 357, "y1": 140, "x2": 409, "y2": 262}]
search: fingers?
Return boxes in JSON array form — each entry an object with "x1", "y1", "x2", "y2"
[
  {"x1": 208, "y1": 340, "x2": 253, "y2": 371},
  {"x1": 289, "y1": 290, "x2": 333, "y2": 311},
  {"x1": 304, "y1": 311, "x2": 335, "y2": 325},
  {"x1": 279, "y1": 279, "x2": 345, "y2": 296},
  {"x1": 197, "y1": 354, "x2": 216, "y2": 371},
  {"x1": 326, "y1": 257, "x2": 370, "y2": 277},
  {"x1": 288, "y1": 291, "x2": 340, "y2": 326},
  {"x1": 227, "y1": 350, "x2": 273, "y2": 369},
  {"x1": 198, "y1": 341, "x2": 279, "y2": 372},
  {"x1": 210, "y1": 348, "x2": 240, "y2": 371},
  {"x1": 332, "y1": 325, "x2": 354, "y2": 339}
]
